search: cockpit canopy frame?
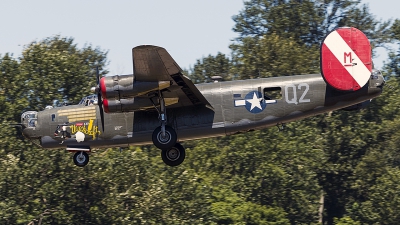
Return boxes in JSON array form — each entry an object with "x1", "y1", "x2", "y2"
[{"x1": 78, "y1": 94, "x2": 98, "y2": 106}]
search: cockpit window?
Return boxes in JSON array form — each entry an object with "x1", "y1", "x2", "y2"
[
  {"x1": 79, "y1": 94, "x2": 98, "y2": 106},
  {"x1": 22, "y1": 112, "x2": 37, "y2": 119}
]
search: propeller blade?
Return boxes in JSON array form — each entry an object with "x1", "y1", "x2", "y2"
[
  {"x1": 98, "y1": 92, "x2": 105, "y2": 132},
  {"x1": 96, "y1": 66, "x2": 100, "y2": 85},
  {"x1": 96, "y1": 66, "x2": 105, "y2": 132}
]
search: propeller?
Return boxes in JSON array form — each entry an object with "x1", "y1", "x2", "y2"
[{"x1": 96, "y1": 67, "x2": 105, "y2": 131}]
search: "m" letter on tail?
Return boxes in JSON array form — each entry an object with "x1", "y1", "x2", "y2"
[{"x1": 344, "y1": 52, "x2": 352, "y2": 66}]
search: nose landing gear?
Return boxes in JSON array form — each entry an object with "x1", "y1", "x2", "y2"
[{"x1": 73, "y1": 151, "x2": 89, "y2": 167}]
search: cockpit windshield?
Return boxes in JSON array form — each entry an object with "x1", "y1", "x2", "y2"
[{"x1": 79, "y1": 94, "x2": 98, "y2": 106}]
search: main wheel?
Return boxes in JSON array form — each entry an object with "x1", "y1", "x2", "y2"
[
  {"x1": 161, "y1": 143, "x2": 186, "y2": 167},
  {"x1": 73, "y1": 151, "x2": 89, "y2": 167},
  {"x1": 152, "y1": 125, "x2": 177, "y2": 150}
]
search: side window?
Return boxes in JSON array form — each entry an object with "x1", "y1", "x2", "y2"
[
  {"x1": 263, "y1": 87, "x2": 282, "y2": 100},
  {"x1": 52, "y1": 114, "x2": 56, "y2": 122}
]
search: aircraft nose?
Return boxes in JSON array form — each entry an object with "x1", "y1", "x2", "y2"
[
  {"x1": 21, "y1": 126, "x2": 29, "y2": 137},
  {"x1": 20, "y1": 125, "x2": 35, "y2": 139},
  {"x1": 19, "y1": 111, "x2": 39, "y2": 139}
]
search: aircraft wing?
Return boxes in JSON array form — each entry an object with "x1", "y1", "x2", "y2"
[{"x1": 132, "y1": 45, "x2": 211, "y2": 108}]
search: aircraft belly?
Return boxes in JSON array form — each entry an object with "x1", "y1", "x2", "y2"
[
  {"x1": 40, "y1": 135, "x2": 129, "y2": 149},
  {"x1": 129, "y1": 105, "x2": 225, "y2": 145}
]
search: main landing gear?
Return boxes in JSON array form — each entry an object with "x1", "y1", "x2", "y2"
[
  {"x1": 151, "y1": 92, "x2": 185, "y2": 166},
  {"x1": 161, "y1": 143, "x2": 186, "y2": 167},
  {"x1": 152, "y1": 125, "x2": 177, "y2": 150}
]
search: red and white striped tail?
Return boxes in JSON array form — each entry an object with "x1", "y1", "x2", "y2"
[{"x1": 321, "y1": 27, "x2": 372, "y2": 91}]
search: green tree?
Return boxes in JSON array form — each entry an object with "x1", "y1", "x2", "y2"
[
  {"x1": 233, "y1": 0, "x2": 323, "y2": 44},
  {"x1": 19, "y1": 36, "x2": 108, "y2": 110},
  {"x1": 0, "y1": 53, "x2": 27, "y2": 121},
  {"x1": 2, "y1": 1, "x2": 400, "y2": 224},
  {"x1": 232, "y1": 0, "x2": 391, "y2": 47},
  {"x1": 188, "y1": 52, "x2": 232, "y2": 83},
  {"x1": 350, "y1": 168, "x2": 400, "y2": 224},
  {"x1": 0, "y1": 36, "x2": 110, "y2": 224},
  {"x1": 230, "y1": 33, "x2": 319, "y2": 79},
  {"x1": 228, "y1": 1, "x2": 395, "y2": 224}
]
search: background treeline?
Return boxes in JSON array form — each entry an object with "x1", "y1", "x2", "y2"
[{"x1": 1, "y1": 0, "x2": 400, "y2": 224}]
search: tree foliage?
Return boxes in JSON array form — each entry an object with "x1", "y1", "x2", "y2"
[
  {"x1": 189, "y1": 52, "x2": 231, "y2": 83},
  {"x1": 19, "y1": 36, "x2": 108, "y2": 111},
  {"x1": 2, "y1": 1, "x2": 400, "y2": 224},
  {"x1": 232, "y1": 0, "x2": 391, "y2": 47},
  {"x1": 230, "y1": 33, "x2": 320, "y2": 79}
]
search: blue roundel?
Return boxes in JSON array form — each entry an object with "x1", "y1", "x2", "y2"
[{"x1": 244, "y1": 91, "x2": 266, "y2": 113}]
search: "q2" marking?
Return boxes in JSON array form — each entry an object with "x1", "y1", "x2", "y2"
[{"x1": 285, "y1": 83, "x2": 310, "y2": 105}]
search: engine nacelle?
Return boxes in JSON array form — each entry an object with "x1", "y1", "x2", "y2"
[
  {"x1": 100, "y1": 74, "x2": 170, "y2": 100},
  {"x1": 103, "y1": 97, "x2": 179, "y2": 113},
  {"x1": 103, "y1": 97, "x2": 152, "y2": 113}
]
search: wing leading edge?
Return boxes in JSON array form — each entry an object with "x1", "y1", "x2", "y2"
[{"x1": 132, "y1": 45, "x2": 211, "y2": 108}]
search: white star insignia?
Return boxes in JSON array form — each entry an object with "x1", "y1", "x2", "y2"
[{"x1": 246, "y1": 92, "x2": 263, "y2": 111}]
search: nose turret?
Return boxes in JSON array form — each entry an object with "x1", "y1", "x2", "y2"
[
  {"x1": 20, "y1": 111, "x2": 39, "y2": 138},
  {"x1": 21, "y1": 111, "x2": 37, "y2": 128}
]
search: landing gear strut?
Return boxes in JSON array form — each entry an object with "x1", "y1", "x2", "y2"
[
  {"x1": 151, "y1": 91, "x2": 178, "y2": 149},
  {"x1": 73, "y1": 151, "x2": 89, "y2": 167},
  {"x1": 151, "y1": 91, "x2": 185, "y2": 166}
]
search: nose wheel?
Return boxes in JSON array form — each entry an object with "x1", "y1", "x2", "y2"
[
  {"x1": 73, "y1": 151, "x2": 89, "y2": 167},
  {"x1": 161, "y1": 143, "x2": 186, "y2": 167}
]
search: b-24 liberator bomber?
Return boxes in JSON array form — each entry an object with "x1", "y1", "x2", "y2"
[{"x1": 16, "y1": 27, "x2": 384, "y2": 167}]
